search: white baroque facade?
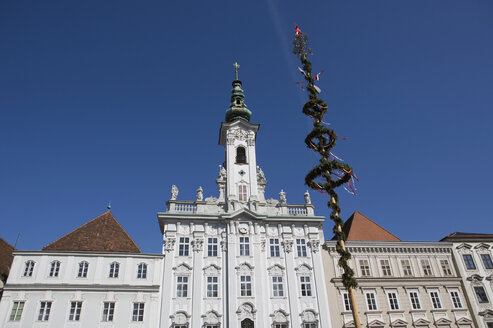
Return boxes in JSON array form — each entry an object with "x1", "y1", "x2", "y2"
[{"x1": 157, "y1": 79, "x2": 332, "y2": 328}]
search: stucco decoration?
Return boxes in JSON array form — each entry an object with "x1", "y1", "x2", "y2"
[
  {"x1": 300, "y1": 309, "x2": 318, "y2": 323},
  {"x1": 456, "y1": 243, "x2": 473, "y2": 251},
  {"x1": 203, "y1": 264, "x2": 221, "y2": 276},
  {"x1": 236, "y1": 262, "x2": 254, "y2": 274},
  {"x1": 170, "y1": 311, "x2": 191, "y2": 325},
  {"x1": 267, "y1": 226, "x2": 278, "y2": 237},
  {"x1": 267, "y1": 264, "x2": 285, "y2": 276},
  {"x1": 192, "y1": 238, "x2": 204, "y2": 252},
  {"x1": 171, "y1": 185, "x2": 179, "y2": 200},
  {"x1": 271, "y1": 309, "x2": 289, "y2": 324},
  {"x1": 260, "y1": 239, "x2": 266, "y2": 252},
  {"x1": 205, "y1": 224, "x2": 219, "y2": 235},
  {"x1": 237, "y1": 303, "x2": 256, "y2": 321},
  {"x1": 229, "y1": 128, "x2": 249, "y2": 141},
  {"x1": 202, "y1": 310, "x2": 222, "y2": 324},
  {"x1": 178, "y1": 224, "x2": 190, "y2": 235},
  {"x1": 474, "y1": 243, "x2": 490, "y2": 250},
  {"x1": 173, "y1": 263, "x2": 192, "y2": 274},
  {"x1": 283, "y1": 239, "x2": 293, "y2": 253},
  {"x1": 221, "y1": 239, "x2": 228, "y2": 252},
  {"x1": 205, "y1": 196, "x2": 219, "y2": 204},
  {"x1": 295, "y1": 263, "x2": 313, "y2": 275},
  {"x1": 467, "y1": 274, "x2": 484, "y2": 282},
  {"x1": 164, "y1": 238, "x2": 176, "y2": 253},
  {"x1": 310, "y1": 239, "x2": 321, "y2": 253},
  {"x1": 293, "y1": 227, "x2": 304, "y2": 236},
  {"x1": 266, "y1": 198, "x2": 279, "y2": 206}
]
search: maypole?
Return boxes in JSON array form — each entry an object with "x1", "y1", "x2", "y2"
[{"x1": 292, "y1": 25, "x2": 361, "y2": 328}]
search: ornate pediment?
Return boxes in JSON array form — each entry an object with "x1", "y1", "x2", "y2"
[
  {"x1": 170, "y1": 311, "x2": 191, "y2": 325},
  {"x1": 391, "y1": 319, "x2": 408, "y2": 326},
  {"x1": 456, "y1": 317, "x2": 473, "y2": 324},
  {"x1": 295, "y1": 263, "x2": 313, "y2": 274},
  {"x1": 236, "y1": 262, "x2": 254, "y2": 273},
  {"x1": 173, "y1": 263, "x2": 192, "y2": 274},
  {"x1": 435, "y1": 317, "x2": 452, "y2": 325},
  {"x1": 479, "y1": 309, "x2": 493, "y2": 318},
  {"x1": 202, "y1": 310, "x2": 222, "y2": 324},
  {"x1": 203, "y1": 264, "x2": 221, "y2": 275},
  {"x1": 300, "y1": 309, "x2": 318, "y2": 323},
  {"x1": 474, "y1": 243, "x2": 490, "y2": 250},
  {"x1": 485, "y1": 274, "x2": 493, "y2": 281},
  {"x1": 413, "y1": 318, "x2": 431, "y2": 326},
  {"x1": 456, "y1": 243, "x2": 472, "y2": 250},
  {"x1": 343, "y1": 320, "x2": 355, "y2": 328},
  {"x1": 237, "y1": 302, "x2": 256, "y2": 321},
  {"x1": 466, "y1": 274, "x2": 484, "y2": 282},
  {"x1": 267, "y1": 264, "x2": 285, "y2": 275},
  {"x1": 368, "y1": 319, "x2": 386, "y2": 327},
  {"x1": 271, "y1": 309, "x2": 289, "y2": 323}
]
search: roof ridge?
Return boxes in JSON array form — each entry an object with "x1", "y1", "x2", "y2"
[
  {"x1": 353, "y1": 211, "x2": 401, "y2": 241},
  {"x1": 107, "y1": 213, "x2": 142, "y2": 253}
]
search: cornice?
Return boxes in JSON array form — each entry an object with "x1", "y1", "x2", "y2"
[
  {"x1": 12, "y1": 251, "x2": 163, "y2": 258},
  {"x1": 5, "y1": 284, "x2": 161, "y2": 292}
]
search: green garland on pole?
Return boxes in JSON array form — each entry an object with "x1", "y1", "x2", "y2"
[{"x1": 293, "y1": 29, "x2": 358, "y2": 289}]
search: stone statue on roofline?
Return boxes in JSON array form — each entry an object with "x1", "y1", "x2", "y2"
[
  {"x1": 304, "y1": 190, "x2": 311, "y2": 204},
  {"x1": 196, "y1": 186, "x2": 203, "y2": 201},
  {"x1": 279, "y1": 189, "x2": 287, "y2": 204},
  {"x1": 171, "y1": 185, "x2": 179, "y2": 200}
]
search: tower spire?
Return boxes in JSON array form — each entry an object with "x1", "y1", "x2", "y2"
[{"x1": 225, "y1": 62, "x2": 252, "y2": 122}]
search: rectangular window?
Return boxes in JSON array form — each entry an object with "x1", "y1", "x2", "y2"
[
  {"x1": 304, "y1": 324, "x2": 317, "y2": 328},
  {"x1": 78, "y1": 261, "x2": 88, "y2": 278},
  {"x1": 272, "y1": 276, "x2": 284, "y2": 297},
  {"x1": 109, "y1": 262, "x2": 119, "y2": 278},
  {"x1": 463, "y1": 254, "x2": 476, "y2": 270},
  {"x1": 132, "y1": 303, "x2": 144, "y2": 322},
  {"x1": 409, "y1": 291, "x2": 421, "y2": 310},
  {"x1": 387, "y1": 292, "x2": 400, "y2": 310},
  {"x1": 208, "y1": 237, "x2": 218, "y2": 257},
  {"x1": 102, "y1": 302, "x2": 115, "y2": 322},
  {"x1": 270, "y1": 239, "x2": 280, "y2": 257},
  {"x1": 342, "y1": 292, "x2": 352, "y2": 311},
  {"x1": 300, "y1": 276, "x2": 312, "y2": 296},
  {"x1": 178, "y1": 237, "x2": 190, "y2": 256},
  {"x1": 359, "y1": 259, "x2": 371, "y2": 276},
  {"x1": 49, "y1": 261, "x2": 60, "y2": 277},
  {"x1": 239, "y1": 237, "x2": 250, "y2": 256},
  {"x1": 137, "y1": 263, "x2": 147, "y2": 279},
  {"x1": 401, "y1": 259, "x2": 413, "y2": 276},
  {"x1": 23, "y1": 261, "x2": 34, "y2": 277},
  {"x1": 69, "y1": 301, "x2": 82, "y2": 321},
  {"x1": 177, "y1": 276, "x2": 188, "y2": 297},
  {"x1": 429, "y1": 291, "x2": 442, "y2": 309},
  {"x1": 421, "y1": 259, "x2": 433, "y2": 276},
  {"x1": 474, "y1": 286, "x2": 489, "y2": 303},
  {"x1": 440, "y1": 259, "x2": 453, "y2": 276},
  {"x1": 449, "y1": 291, "x2": 463, "y2": 308},
  {"x1": 240, "y1": 275, "x2": 252, "y2": 296},
  {"x1": 366, "y1": 292, "x2": 378, "y2": 310},
  {"x1": 38, "y1": 301, "x2": 52, "y2": 321},
  {"x1": 380, "y1": 259, "x2": 392, "y2": 276},
  {"x1": 238, "y1": 185, "x2": 247, "y2": 202},
  {"x1": 207, "y1": 276, "x2": 218, "y2": 297},
  {"x1": 487, "y1": 323, "x2": 493, "y2": 328},
  {"x1": 481, "y1": 254, "x2": 493, "y2": 269},
  {"x1": 296, "y1": 239, "x2": 307, "y2": 257},
  {"x1": 10, "y1": 301, "x2": 25, "y2": 321},
  {"x1": 274, "y1": 324, "x2": 288, "y2": 328}
]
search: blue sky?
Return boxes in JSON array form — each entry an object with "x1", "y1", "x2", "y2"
[{"x1": 1, "y1": 1, "x2": 492, "y2": 253}]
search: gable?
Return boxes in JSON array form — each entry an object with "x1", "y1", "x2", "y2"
[
  {"x1": 42, "y1": 211, "x2": 141, "y2": 253},
  {"x1": 340, "y1": 211, "x2": 401, "y2": 241},
  {"x1": 0, "y1": 237, "x2": 14, "y2": 279}
]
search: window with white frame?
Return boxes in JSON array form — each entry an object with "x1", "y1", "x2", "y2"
[
  {"x1": 342, "y1": 292, "x2": 352, "y2": 311},
  {"x1": 296, "y1": 239, "x2": 307, "y2": 257},
  {"x1": 207, "y1": 276, "x2": 218, "y2": 297},
  {"x1": 240, "y1": 275, "x2": 252, "y2": 296},
  {"x1": 408, "y1": 290, "x2": 421, "y2": 309},
  {"x1": 429, "y1": 291, "x2": 442, "y2": 309},
  {"x1": 365, "y1": 292, "x2": 378, "y2": 310},
  {"x1": 109, "y1": 262, "x2": 120, "y2": 278},
  {"x1": 440, "y1": 259, "x2": 453, "y2": 276},
  {"x1": 300, "y1": 276, "x2": 312, "y2": 296},
  {"x1": 137, "y1": 263, "x2": 147, "y2": 279},
  {"x1": 304, "y1": 324, "x2": 317, "y2": 328},
  {"x1": 387, "y1": 291, "x2": 400, "y2": 310},
  {"x1": 449, "y1": 290, "x2": 463, "y2": 308},
  {"x1": 272, "y1": 276, "x2": 284, "y2": 297},
  {"x1": 205, "y1": 325, "x2": 220, "y2": 328},
  {"x1": 487, "y1": 323, "x2": 493, "y2": 328},
  {"x1": 178, "y1": 237, "x2": 190, "y2": 256},
  {"x1": 9, "y1": 301, "x2": 25, "y2": 321},
  {"x1": 474, "y1": 286, "x2": 489, "y2": 303},
  {"x1": 38, "y1": 301, "x2": 52, "y2": 321},
  {"x1": 78, "y1": 261, "x2": 88, "y2": 278},
  {"x1": 421, "y1": 259, "x2": 433, "y2": 276},
  {"x1": 270, "y1": 238, "x2": 280, "y2": 257},
  {"x1": 23, "y1": 260, "x2": 35, "y2": 277},
  {"x1": 176, "y1": 276, "x2": 189, "y2": 297},
  {"x1": 239, "y1": 237, "x2": 250, "y2": 256},
  {"x1": 401, "y1": 259, "x2": 413, "y2": 276},
  {"x1": 69, "y1": 301, "x2": 82, "y2": 321},
  {"x1": 463, "y1": 254, "x2": 476, "y2": 270},
  {"x1": 380, "y1": 259, "x2": 392, "y2": 276},
  {"x1": 208, "y1": 237, "x2": 218, "y2": 257},
  {"x1": 49, "y1": 261, "x2": 60, "y2": 277},
  {"x1": 238, "y1": 184, "x2": 247, "y2": 202},
  {"x1": 132, "y1": 303, "x2": 144, "y2": 322},
  {"x1": 359, "y1": 259, "x2": 371, "y2": 276},
  {"x1": 481, "y1": 254, "x2": 493, "y2": 269},
  {"x1": 274, "y1": 324, "x2": 288, "y2": 328},
  {"x1": 102, "y1": 302, "x2": 115, "y2": 322}
]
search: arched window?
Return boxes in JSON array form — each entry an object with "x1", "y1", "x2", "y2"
[
  {"x1": 78, "y1": 261, "x2": 88, "y2": 278},
  {"x1": 109, "y1": 262, "x2": 120, "y2": 278},
  {"x1": 49, "y1": 260, "x2": 60, "y2": 277},
  {"x1": 23, "y1": 260, "x2": 35, "y2": 277},
  {"x1": 137, "y1": 263, "x2": 147, "y2": 279},
  {"x1": 236, "y1": 147, "x2": 247, "y2": 164}
]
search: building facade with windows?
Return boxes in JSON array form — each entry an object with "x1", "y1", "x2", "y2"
[
  {"x1": 0, "y1": 211, "x2": 163, "y2": 327},
  {"x1": 440, "y1": 233, "x2": 493, "y2": 328},
  {"x1": 157, "y1": 78, "x2": 332, "y2": 328},
  {"x1": 323, "y1": 211, "x2": 473, "y2": 328}
]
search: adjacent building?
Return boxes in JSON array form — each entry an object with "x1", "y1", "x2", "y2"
[
  {"x1": 157, "y1": 78, "x2": 332, "y2": 328},
  {"x1": 440, "y1": 232, "x2": 493, "y2": 328},
  {"x1": 0, "y1": 238, "x2": 15, "y2": 300},
  {"x1": 323, "y1": 211, "x2": 474, "y2": 328},
  {"x1": 0, "y1": 211, "x2": 163, "y2": 327}
]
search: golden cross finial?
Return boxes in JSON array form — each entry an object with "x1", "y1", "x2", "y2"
[{"x1": 233, "y1": 61, "x2": 240, "y2": 80}]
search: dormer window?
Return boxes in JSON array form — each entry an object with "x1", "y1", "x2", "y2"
[{"x1": 236, "y1": 147, "x2": 246, "y2": 164}]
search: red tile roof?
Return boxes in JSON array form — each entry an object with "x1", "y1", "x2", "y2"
[
  {"x1": 340, "y1": 211, "x2": 401, "y2": 242},
  {"x1": 440, "y1": 232, "x2": 493, "y2": 242},
  {"x1": 0, "y1": 238, "x2": 14, "y2": 280},
  {"x1": 42, "y1": 211, "x2": 141, "y2": 253}
]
